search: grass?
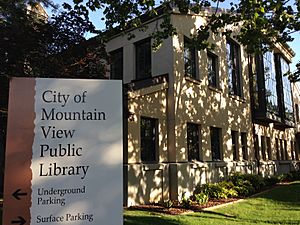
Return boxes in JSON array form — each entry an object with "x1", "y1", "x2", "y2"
[{"x1": 124, "y1": 181, "x2": 300, "y2": 225}]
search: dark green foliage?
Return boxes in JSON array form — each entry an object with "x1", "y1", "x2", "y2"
[
  {"x1": 0, "y1": 0, "x2": 107, "y2": 79},
  {"x1": 180, "y1": 192, "x2": 192, "y2": 209},
  {"x1": 232, "y1": 180, "x2": 255, "y2": 197},
  {"x1": 194, "y1": 192, "x2": 209, "y2": 205},
  {"x1": 162, "y1": 199, "x2": 174, "y2": 208},
  {"x1": 218, "y1": 181, "x2": 239, "y2": 198},
  {"x1": 278, "y1": 171, "x2": 300, "y2": 182},
  {"x1": 74, "y1": 0, "x2": 300, "y2": 75},
  {"x1": 264, "y1": 176, "x2": 281, "y2": 187},
  {"x1": 190, "y1": 172, "x2": 298, "y2": 208},
  {"x1": 229, "y1": 173, "x2": 265, "y2": 191},
  {"x1": 195, "y1": 181, "x2": 238, "y2": 200},
  {"x1": 201, "y1": 183, "x2": 231, "y2": 199}
]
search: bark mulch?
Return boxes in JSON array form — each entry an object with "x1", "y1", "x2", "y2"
[{"x1": 127, "y1": 198, "x2": 241, "y2": 215}]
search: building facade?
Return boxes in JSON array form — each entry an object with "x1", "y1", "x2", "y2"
[{"x1": 106, "y1": 9, "x2": 299, "y2": 206}]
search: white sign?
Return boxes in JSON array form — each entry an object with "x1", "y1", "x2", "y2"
[{"x1": 3, "y1": 78, "x2": 123, "y2": 225}]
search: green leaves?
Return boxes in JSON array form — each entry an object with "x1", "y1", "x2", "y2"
[{"x1": 2, "y1": 0, "x2": 299, "y2": 78}]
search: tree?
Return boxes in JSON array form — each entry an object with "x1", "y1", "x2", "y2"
[
  {"x1": 0, "y1": 0, "x2": 108, "y2": 155},
  {"x1": 70, "y1": 0, "x2": 300, "y2": 78},
  {"x1": 0, "y1": 0, "x2": 107, "y2": 79}
]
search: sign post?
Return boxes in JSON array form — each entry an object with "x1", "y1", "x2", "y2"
[{"x1": 3, "y1": 78, "x2": 123, "y2": 225}]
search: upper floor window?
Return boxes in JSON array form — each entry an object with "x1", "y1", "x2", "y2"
[
  {"x1": 226, "y1": 39, "x2": 242, "y2": 96},
  {"x1": 140, "y1": 117, "x2": 158, "y2": 163},
  {"x1": 263, "y1": 51, "x2": 279, "y2": 115},
  {"x1": 277, "y1": 55, "x2": 293, "y2": 121},
  {"x1": 187, "y1": 123, "x2": 201, "y2": 161},
  {"x1": 110, "y1": 48, "x2": 123, "y2": 80},
  {"x1": 184, "y1": 37, "x2": 197, "y2": 79},
  {"x1": 135, "y1": 38, "x2": 151, "y2": 80},
  {"x1": 207, "y1": 51, "x2": 219, "y2": 88}
]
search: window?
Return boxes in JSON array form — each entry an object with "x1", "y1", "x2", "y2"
[
  {"x1": 210, "y1": 127, "x2": 222, "y2": 161},
  {"x1": 110, "y1": 48, "x2": 123, "y2": 80},
  {"x1": 254, "y1": 135, "x2": 259, "y2": 160},
  {"x1": 280, "y1": 139, "x2": 284, "y2": 160},
  {"x1": 241, "y1": 132, "x2": 248, "y2": 160},
  {"x1": 231, "y1": 130, "x2": 238, "y2": 161},
  {"x1": 295, "y1": 141, "x2": 298, "y2": 160},
  {"x1": 277, "y1": 56, "x2": 294, "y2": 121},
  {"x1": 295, "y1": 104, "x2": 299, "y2": 122},
  {"x1": 263, "y1": 51, "x2": 279, "y2": 115},
  {"x1": 184, "y1": 37, "x2": 197, "y2": 79},
  {"x1": 136, "y1": 38, "x2": 151, "y2": 80},
  {"x1": 266, "y1": 137, "x2": 272, "y2": 160},
  {"x1": 291, "y1": 141, "x2": 295, "y2": 160},
  {"x1": 284, "y1": 140, "x2": 288, "y2": 160},
  {"x1": 276, "y1": 138, "x2": 280, "y2": 160},
  {"x1": 226, "y1": 39, "x2": 242, "y2": 96},
  {"x1": 140, "y1": 117, "x2": 158, "y2": 162},
  {"x1": 187, "y1": 123, "x2": 201, "y2": 161},
  {"x1": 295, "y1": 141, "x2": 300, "y2": 160},
  {"x1": 261, "y1": 136, "x2": 266, "y2": 161},
  {"x1": 207, "y1": 51, "x2": 218, "y2": 88}
]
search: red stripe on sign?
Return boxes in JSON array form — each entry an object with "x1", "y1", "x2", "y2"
[{"x1": 3, "y1": 77, "x2": 36, "y2": 225}]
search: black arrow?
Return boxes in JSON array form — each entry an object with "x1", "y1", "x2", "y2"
[
  {"x1": 11, "y1": 216, "x2": 26, "y2": 225},
  {"x1": 12, "y1": 189, "x2": 27, "y2": 200}
]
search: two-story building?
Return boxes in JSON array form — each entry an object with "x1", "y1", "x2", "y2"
[{"x1": 106, "y1": 7, "x2": 299, "y2": 206}]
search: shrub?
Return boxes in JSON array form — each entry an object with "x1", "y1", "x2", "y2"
[
  {"x1": 163, "y1": 200, "x2": 174, "y2": 208},
  {"x1": 218, "y1": 181, "x2": 239, "y2": 198},
  {"x1": 229, "y1": 173, "x2": 265, "y2": 191},
  {"x1": 180, "y1": 192, "x2": 192, "y2": 209},
  {"x1": 264, "y1": 176, "x2": 280, "y2": 186},
  {"x1": 194, "y1": 192, "x2": 209, "y2": 205},
  {"x1": 201, "y1": 183, "x2": 229, "y2": 199},
  {"x1": 287, "y1": 171, "x2": 300, "y2": 181},
  {"x1": 193, "y1": 184, "x2": 202, "y2": 195},
  {"x1": 232, "y1": 180, "x2": 255, "y2": 197}
]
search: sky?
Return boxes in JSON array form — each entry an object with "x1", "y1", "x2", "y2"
[{"x1": 47, "y1": 0, "x2": 300, "y2": 72}]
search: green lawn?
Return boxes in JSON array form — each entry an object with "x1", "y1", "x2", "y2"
[{"x1": 124, "y1": 182, "x2": 300, "y2": 225}]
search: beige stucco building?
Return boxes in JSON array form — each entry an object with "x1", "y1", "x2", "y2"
[{"x1": 106, "y1": 8, "x2": 300, "y2": 206}]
